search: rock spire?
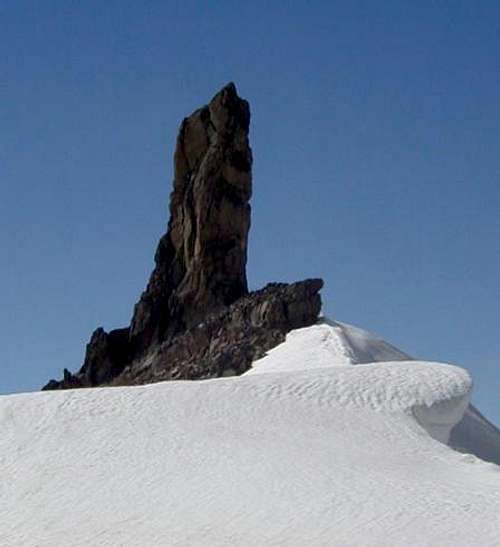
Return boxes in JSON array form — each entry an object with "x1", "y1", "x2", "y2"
[
  {"x1": 129, "y1": 82, "x2": 253, "y2": 355},
  {"x1": 43, "y1": 83, "x2": 323, "y2": 390}
]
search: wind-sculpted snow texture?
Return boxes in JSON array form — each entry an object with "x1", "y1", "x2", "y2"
[
  {"x1": 249, "y1": 319, "x2": 500, "y2": 464},
  {"x1": 2, "y1": 360, "x2": 500, "y2": 546}
]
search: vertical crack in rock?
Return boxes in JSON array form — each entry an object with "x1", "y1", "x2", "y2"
[
  {"x1": 43, "y1": 83, "x2": 323, "y2": 390},
  {"x1": 129, "y1": 82, "x2": 252, "y2": 355}
]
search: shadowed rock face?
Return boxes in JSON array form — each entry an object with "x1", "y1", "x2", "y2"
[
  {"x1": 115, "y1": 279, "x2": 323, "y2": 385},
  {"x1": 43, "y1": 84, "x2": 323, "y2": 391},
  {"x1": 129, "y1": 82, "x2": 253, "y2": 355}
]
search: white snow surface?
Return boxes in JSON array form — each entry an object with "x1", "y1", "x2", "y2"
[
  {"x1": 249, "y1": 320, "x2": 500, "y2": 465},
  {"x1": 2, "y1": 319, "x2": 500, "y2": 546},
  {"x1": 246, "y1": 319, "x2": 412, "y2": 374}
]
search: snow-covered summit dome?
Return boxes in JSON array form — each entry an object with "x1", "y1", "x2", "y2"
[
  {"x1": 246, "y1": 318, "x2": 410, "y2": 375},
  {"x1": 2, "y1": 317, "x2": 500, "y2": 546},
  {"x1": 246, "y1": 317, "x2": 500, "y2": 466}
]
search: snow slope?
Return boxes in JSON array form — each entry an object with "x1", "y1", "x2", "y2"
[
  {"x1": 2, "y1": 319, "x2": 500, "y2": 546},
  {"x1": 246, "y1": 319, "x2": 412, "y2": 373},
  {"x1": 249, "y1": 319, "x2": 500, "y2": 465}
]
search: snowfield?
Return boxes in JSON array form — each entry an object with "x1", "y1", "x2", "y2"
[
  {"x1": 250, "y1": 320, "x2": 500, "y2": 464},
  {"x1": 2, "y1": 320, "x2": 500, "y2": 546}
]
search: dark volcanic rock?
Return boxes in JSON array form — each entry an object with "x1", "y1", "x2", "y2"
[
  {"x1": 79, "y1": 327, "x2": 130, "y2": 385},
  {"x1": 129, "y1": 82, "x2": 252, "y2": 356},
  {"x1": 42, "y1": 84, "x2": 323, "y2": 391},
  {"x1": 113, "y1": 279, "x2": 323, "y2": 386}
]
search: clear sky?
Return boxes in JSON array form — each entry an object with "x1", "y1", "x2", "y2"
[{"x1": 2, "y1": 2, "x2": 499, "y2": 423}]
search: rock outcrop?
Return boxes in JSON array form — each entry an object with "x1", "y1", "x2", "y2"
[
  {"x1": 43, "y1": 83, "x2": 323, "y2": 391},
  {"x1": 129, "y1": 82, "x2": 253, "y2": 356}
]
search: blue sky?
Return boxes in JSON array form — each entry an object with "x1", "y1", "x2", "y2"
[{"x1": 2, "y1": 1, "x2": 499, "y2": 422}]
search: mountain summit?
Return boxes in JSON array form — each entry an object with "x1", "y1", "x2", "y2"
[
  {"x1": 44, "y1": 84, "x2": 323, "y2": 390},
  {"x1": 7, "y1": 84, "x2": 500, "y2": 547},
  {"x1": 130, "y1": 82, "x2": 253, "y2": 353}
]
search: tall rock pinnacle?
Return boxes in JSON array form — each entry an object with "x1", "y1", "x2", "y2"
[
  {"x1": 43, "y1": 83, "x2": 323, "y2": 391},
  {"x1": 129, "y1": 82, "x2": 253, "y2": 355}
]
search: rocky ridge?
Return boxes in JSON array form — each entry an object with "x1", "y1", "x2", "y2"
[{"x1": 43, "y1": 83, "x2": 323, "y2": 390}]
